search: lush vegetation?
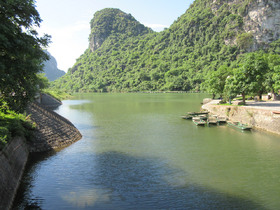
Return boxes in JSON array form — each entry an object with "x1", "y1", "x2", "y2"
[
  {"x1": 42, "y1": 89, "x2": 72, "y2": 101},
  {"x1": 205, "y1": 49, "x2": 280, "y2": 104},
  {"x1": 0, "y1": 102, "x2": 35, "y2": 150},
  {"x1": 0, "y1": 0, "x2": 50, "y2": 112},
  {"x1": 0, "y1": 0, "x2": 50, "y2": 149},
  {"x1": 51, "y1": 0, "x2": 279, "y2": 94}
]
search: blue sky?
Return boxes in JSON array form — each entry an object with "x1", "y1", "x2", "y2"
[{"x1": 36, "y1": 0, "x2": 195, "y2": 71}]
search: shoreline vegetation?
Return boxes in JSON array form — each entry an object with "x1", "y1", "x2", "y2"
[
  {"x1": 0, "y1": 107, "x2": 35, "y2": 151},
  {"x1": 42, "y1": 89, "x2": 73, "y2": 101},
  {"x1": 0, "y1": 91, "x2": 74, "y2": 152}
]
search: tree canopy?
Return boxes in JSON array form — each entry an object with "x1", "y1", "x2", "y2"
[
  {"x1": 205, "y1": 51, "x2": 280, "y2": 104},
  {"x1": 0, "y1": 0, "x2": 50, "y2": 112}
]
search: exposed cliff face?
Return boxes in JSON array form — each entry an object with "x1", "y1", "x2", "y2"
[
  {"x1": 244, "y1": 0, "x2": 280, "y2": 50},
  {"x1": 89, "y1": 8, "x2": 152, "y2": 52},
  {"x1": 211, "y1": 0, "x2": 280, "y2": 51}
]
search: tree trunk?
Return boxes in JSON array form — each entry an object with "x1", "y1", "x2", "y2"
[
  {"x1": 272, "y1": 90, "x2": 276, "y2": 101},
  {"x1": 258, "y1": 91, "x2": 263, "y2": 101},
  {"x1": 242, "y1": 92, "x2": 246, "y2": 104}
]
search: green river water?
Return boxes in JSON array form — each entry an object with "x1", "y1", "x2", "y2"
[{"x1": 14, "y1": 93, "x2": 280, "y2": 209}]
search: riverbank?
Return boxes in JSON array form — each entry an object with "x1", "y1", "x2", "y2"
[
  {"x1": 202, "y1": 100, "x2": 280, "y2": 135},
  {"x1": 0, "y1": 95, "x2": 82, "y2": 210}
]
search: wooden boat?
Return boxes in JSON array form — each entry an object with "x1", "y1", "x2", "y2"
[
  {"x1": 217, "y1": 116, "x2": 227, "y2": 124},
  {"x1": 207, "y1": 116, "x2": 218, "y2": 125},
  {"x1": 181, "y1": 115, "x2": 192, "y2": 120},
  {"x1": 227, "y1": 121, "x2": 252, "y2": 130},
  {"x1": 199, "y1": 114, "x2": 208, "y2": 120},
  {"x1": 192, "y1": 117, "x2": 206, "y2": 126},
  {"x1": 187, "y1": 111, "x2": 209, "y2": 116}
]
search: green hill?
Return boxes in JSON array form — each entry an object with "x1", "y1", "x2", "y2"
[{"x1": 52, "y1": 0, "x2": 280, "y2": 92}]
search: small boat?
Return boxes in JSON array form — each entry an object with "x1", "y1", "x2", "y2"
[
  {"x1": 187, "y1": 111, "x2": 209, "y2": 116},
  {"x1": 193, "y1": 117, "x2": 206, "y2": 126},
  {"x1": 217, "y1": 116, "x2": 227, "y2": 124},
  {"x1": 181, "y1": 115, "x2": 192, "y2": 120},
  {"x1": 207, "y1": 116, "x2": 218, "y2": 125},
  {"x1": 227, "y1": 121, "x2": 252, "y2": 130},
  {"x1": 199, "y1": 114, "x2": 208, "y2": 120}
]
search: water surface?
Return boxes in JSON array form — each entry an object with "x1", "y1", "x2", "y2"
[{"x1": 14, "y1": 93, "x2": 280, "y2": 209}]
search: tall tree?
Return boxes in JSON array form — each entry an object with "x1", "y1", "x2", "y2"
[
  {"x1": 264, "y1": 53, "x2": 280, "y2": 100},
  {"x1": 0, "y1": 0, "x2": 50, "y2": 112},
  {"x1": 225, "y1": 52, "x2": 268, "y2": 104},
  {"x1": 203, "y1": 65, "x2": 232, "y2": 99}
]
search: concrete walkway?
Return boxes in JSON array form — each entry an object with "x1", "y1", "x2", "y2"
[
  {"x1": 245, "y1": 101, "x2": 280, "y2": 111},
  {"x1": 206, "y1": 100, "x2": 280, "y2": 111}
]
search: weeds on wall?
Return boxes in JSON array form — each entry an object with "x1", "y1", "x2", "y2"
[{"x1": 0, "y1": 102, "x2": 36, "y2": 150}]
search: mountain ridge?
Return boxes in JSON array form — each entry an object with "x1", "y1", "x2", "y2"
[
  {"x1": 89, "y1": 8, "x2": 153, "y2": 52},
  {"x1": 52, "y1": 0, "x2": 280, "y2": 92},
  {"x1": 43, "y1": 50, "x2": 65, "y2": 81}
]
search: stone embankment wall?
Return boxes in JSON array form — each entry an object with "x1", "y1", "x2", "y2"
[
  {"x1": 40, "y1": 93, "x2": 62, "y2": 109},
  {"x1": 0, "y1": 137, "x2": 29, "y2": 210},
  {"x1": 27, "y1": 102, "x2": 82, "y2": 152},
  {"x1": 202, "y1": 103, "x2": 280, "y2": 135}
]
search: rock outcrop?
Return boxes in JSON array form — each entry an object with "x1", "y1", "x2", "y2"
[
  {"x1": 244, "y1": 0, "x2": 280, "y2": 50},
  {"x1": 211, "y1": 0, "x2": 280, "y2": 51},
  {"x1": 89, "y1": 8, "x2": 152, "y2": 52},
  {"x1": 43, "y1": 50, "x2": 65, "y2": 81}
]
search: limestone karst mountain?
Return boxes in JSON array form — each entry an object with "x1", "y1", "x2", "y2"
[
  {"x1": 53, "y1": 0, "x2": 280, "y2": 92},
  {"x1": 43, "y1": 50, "x2": 65, "y2": 81}
]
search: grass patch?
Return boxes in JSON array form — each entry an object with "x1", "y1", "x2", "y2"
[
  {"x1": 42, "y1": 89, "x2": 73, "y2": 101},
  {"x1": 218, "y1": 103, "x2": 243, "y2": 106},
  {"x1": 234, "y1": 95, "x2": 254, "y2": 100},
  {"x1": 0, "y1": 109, "x2": 36, "y2": 150}
]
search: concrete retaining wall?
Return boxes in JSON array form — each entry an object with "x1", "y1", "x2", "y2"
[
  {"x1": 0, "y1": 137, "x2": 28, "y2": 210},
  {"x1": 26, "y1": 102, "x2": 82, "y2": 152},
  {"x1": 202, "y1": 103, "x2": 280, "y2": 135},
  {"x1": 40, "y1": 93, "x2": 62, "y2": 109}
]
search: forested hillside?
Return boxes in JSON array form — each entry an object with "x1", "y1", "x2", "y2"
[{"x1": 52, "y1": 0, "x2": 280, "y2": 92}]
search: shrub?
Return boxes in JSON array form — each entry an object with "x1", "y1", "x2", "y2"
[{"x1": 0, "y1": 109, "x2": 36, "y2": 150}]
